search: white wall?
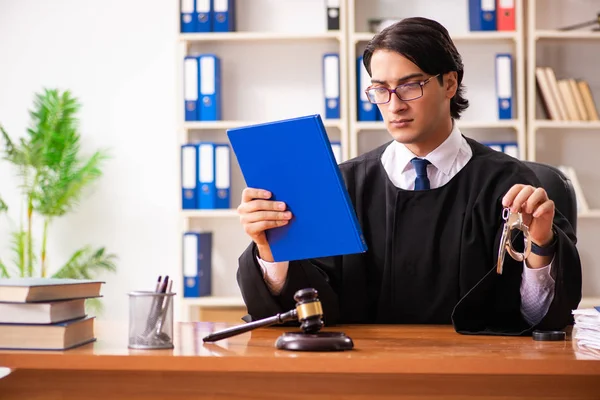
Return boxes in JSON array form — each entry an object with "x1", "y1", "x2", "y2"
[{"x1": 0, "y1": 0, "x2": 179, "y2": 322}]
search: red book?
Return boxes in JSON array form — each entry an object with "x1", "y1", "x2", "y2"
[{"x1": 497, "y1": 0, "x2": 515, "y2": 31}]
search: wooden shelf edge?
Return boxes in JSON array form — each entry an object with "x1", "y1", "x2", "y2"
[
  {"x1": 578, "y1": 210, "x2": 600, "y2": 218},
  {"x1": 184, "y1": 119, "x2": 342, "y2": 130},
  {"x1": 535, "y1": 30, "x2": 600, "y2": 40},
  {"x1": 182, "y1": 209, "x2": 238, "y2": 218},
  {"x1": 180, "y1": 31, "x2": 341, "y2": 42},
  {"x1": 534, "y1": 120, "x2": 600, "y2": 129},
  {"x1": 353, "y1": 31, "x2": 517, "y2": 43},
  {"x1": 181, "y1": 296, "x2": 246, "y2": 307}
]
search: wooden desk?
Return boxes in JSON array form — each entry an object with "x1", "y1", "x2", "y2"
[{"x1": 0, "y1": 322, "x2": 599, "y2": 399}]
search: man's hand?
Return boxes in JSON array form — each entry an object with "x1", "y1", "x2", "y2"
[
  {"x1": 502, "y1": 184, "x2": 555, "y2": 269},
  {"x1": 237, "y1": 188, "x2": 293, "y2": 262}
]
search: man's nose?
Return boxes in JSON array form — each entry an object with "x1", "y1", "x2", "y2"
[{"x1": 387, "y1": 92, "x2": 408, "y2": 114}]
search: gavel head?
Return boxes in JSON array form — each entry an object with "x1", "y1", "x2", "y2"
[{"x1": 293, "y1": 288, "x2": 324, "y2": 334}]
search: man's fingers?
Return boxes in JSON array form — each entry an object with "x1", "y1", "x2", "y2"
[
  {"x1": 532, "y1": 199, "x2": 554, "y2": 218},
  {"x1": 509, "y1": 186, "x2": 535, "y2": 212},
  {"x1": 241, "y1": 187, "x2": 272, "y2": 203},
  {"x1": 241, "y1": 210, "x2": 292, "y2": 224},
  {"x1": 502, "y1": 184, "x2": 524, "y2": 207},
  {"x1": 524, "y1": 187, "x2": 548, "y2": 214},
  {"x1": 245, "y1": 220, "x2": 289, "y2": 236},
  {"x1": 238, "y1": 199, "x2": 287, "y2": 214}
]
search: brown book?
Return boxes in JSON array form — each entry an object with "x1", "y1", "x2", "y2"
[
  {"x1": 568, "y1": 79, "x2": 589, "y2": 121},
  {"x1": 0, "y1": 316, "x2": 95, "y2": 350},
  {"x1": 0, "y1": 298, "x2": 86, "y2": 324},
  {"x1": 577, "y1": 80, "x2": 599, "y2": 121},
  {"x1": 535, "y1": 67, "x2": 560, "y2": 120},
  {"x1": 0, "y1": 278, "x2": 103, "y2": 303},
  {"x1": 544, "y1": 67, "x2": 569, "y2": 121},
  {"x1": 558, "y1": 79, "x2": 580, "y2": 120}
]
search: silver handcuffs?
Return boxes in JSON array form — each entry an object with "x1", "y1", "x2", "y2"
[{"x1": 496, "y1": 207, "x2": 531, "y2": 274}]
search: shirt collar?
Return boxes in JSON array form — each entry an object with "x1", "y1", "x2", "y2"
[{"x1": 393, "y1": 120, "x2": 463, "y2": 176}]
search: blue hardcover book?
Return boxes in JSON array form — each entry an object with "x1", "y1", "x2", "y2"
[
  {"x1": 184, "y1": 56, "x2": 200, "y2": 121},
  {"x1": 198, "y1": 54, "x2": 221, "y2": 121},
  {"x1": 181, "y1": 144, "x2": 198, "y2": 209},
  {"x1": 196, "y1": 142, "x2": 216, "y2": 209},
  {"x1": 213, "y1": 0, "x2": 235, "y2": 32},
  {"x1": 182, "y1": 232, "x2": 212, "y2": 297},
  {"x1": 214, "y1": 143, "x2": 231, "y2": 209},
  {"x1": 227, "y1": 114, "x2": 367, "y2": 262},
  {"x1": 495, "y1": 53, "x2": 513, "y2": 120},
  {"x1": 180, "y1": 0, "x2": 197, "y2": 33},
  {"x1": 468, "y1": 0, "x2": 497, "y2": 31}
]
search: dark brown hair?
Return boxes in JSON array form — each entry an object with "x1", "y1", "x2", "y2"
[{"x1": 363, "y1": 17, "x2": 469, "y2": 119}]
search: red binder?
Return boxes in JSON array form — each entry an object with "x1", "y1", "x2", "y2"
[{"x1": 497, "y1": 0, "x2": 515, "y2": 31}]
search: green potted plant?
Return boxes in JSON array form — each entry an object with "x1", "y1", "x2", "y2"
[{"x1": 0, "y1": 88, "x2": 117, "y2": 312}]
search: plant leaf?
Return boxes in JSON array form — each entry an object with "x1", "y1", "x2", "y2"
[
  {"x1": 0, "y1": 259, "x2": 9, "y2": 278},
  {"x1": 52, "y1": 246, "x2": 117, "y2": 280},
  {"x1": 0, "y1": 196, "x2": 7, "y2": 214},
  {"x1": 10, "y1": 229, "x2": 28, "y2": 277}
]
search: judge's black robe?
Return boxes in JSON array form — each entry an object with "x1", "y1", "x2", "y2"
[{"x1": 236, "y1": 137, "x2": 582, "y2": 335}]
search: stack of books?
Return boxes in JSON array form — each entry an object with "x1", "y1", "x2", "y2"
[
  {"x1": 0, "y1": 278, "x2": 103, "y2": 350},
  {"x1": 572, "y1": 306, "x2": 600, "y2": 358}
]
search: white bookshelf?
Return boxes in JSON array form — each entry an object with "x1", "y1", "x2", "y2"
[
  {"x1": 526, "y1": 0, "x2": 600, "y2": 302},
  {"x1": 179, "y1": 31, "x2": 342, "y2": 42},
  {"x1": 347, "y1": 0, "x2": 527, "y2": 160},
  {"x1": 175, "y1": 0, "x2": 349, "y2": 322}
]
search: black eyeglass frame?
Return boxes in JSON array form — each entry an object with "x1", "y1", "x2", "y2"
[{"x1": 365, "y1": 74, "x2": 441, "y2": 104}]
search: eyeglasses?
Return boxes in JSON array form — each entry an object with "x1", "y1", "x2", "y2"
[{"x1": 365, "y1": 74, "x2": 441, "y2": 104}]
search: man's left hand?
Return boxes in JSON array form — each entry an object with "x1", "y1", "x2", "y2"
[{"x1": 502, "y1": 184, "x2": 555, "y2": 246}]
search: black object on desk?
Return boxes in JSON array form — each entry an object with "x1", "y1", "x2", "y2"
[{"x1": 202, "y1": 288, "x2": 354, "y2": 351}]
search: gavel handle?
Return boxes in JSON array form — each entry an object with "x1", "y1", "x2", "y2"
[{"x1": 202, "y1": 309, "x2": 297, "y2": 342}]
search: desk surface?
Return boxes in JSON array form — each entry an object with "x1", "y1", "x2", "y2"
[{"x1": 0, "y1": 322, "x2": 599, "y2": 376}]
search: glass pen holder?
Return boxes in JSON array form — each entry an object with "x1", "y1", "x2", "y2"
[{"x1": 128, "y1": 290, "x2": 176, "y2": 349}]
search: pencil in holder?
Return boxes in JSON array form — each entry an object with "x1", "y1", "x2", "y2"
[{"x1": 128, "y1": 290, "x2": 176, "y2": 349}]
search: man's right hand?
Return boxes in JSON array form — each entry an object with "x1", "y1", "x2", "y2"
[{"x1": 237, "y1": 188, "x2": 293, "y2": 262}]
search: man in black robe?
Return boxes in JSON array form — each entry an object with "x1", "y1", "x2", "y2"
[{"x1": 234, "y1": 17, "x2": 582, "y2": 335}]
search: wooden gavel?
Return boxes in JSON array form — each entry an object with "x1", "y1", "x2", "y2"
[{"x1": 202, "y1": 288, "x2": 324, "y2": 342}]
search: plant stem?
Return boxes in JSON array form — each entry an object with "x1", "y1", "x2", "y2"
[
  {"x1": 41, "y1": 218, "x2": 49, "y2": 277},
  {"x1": 27, "y1": 195, "x2": 33, "y2": 277}
]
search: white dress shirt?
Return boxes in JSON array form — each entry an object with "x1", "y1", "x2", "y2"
[{"x1": 258, "y1": 121, "x2": 555, "y2": 325}]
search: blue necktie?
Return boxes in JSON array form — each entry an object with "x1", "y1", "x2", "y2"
[{"x1": 411, "y1": 157, "x2": 431, "y2": 190}]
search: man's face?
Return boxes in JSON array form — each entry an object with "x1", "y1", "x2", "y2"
[{"x1": 368, "y1": 49, "x2": 456, "y2": 146}]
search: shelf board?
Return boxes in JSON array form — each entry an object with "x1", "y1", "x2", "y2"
[
  {"x1": 534, "y1": 120, "x2": 600, "y2": 130},
  {"x1": 535, "y1": 30, "x2": 600, "y2": 40},
  {"x1": 184, "y1": 119, "x2": 342, "y2": 131},
  {"x1": 355, "y1": 120, "x2": 519, "y2": 132},
  {"x1": 578, "y1": 297, "x2": 600, "y2": 309},
  {"x1": 352, "y1": 31, "x2": 517, "y2": 43},
  {"x1": 182, "y1": 209, "x2": 238, "y2": 218},
  {"x1": 578, "y1": 210, "x2": 600, "y2": 218},
  {"x1": 181, "y1": 296, "x2": 245, "y2": 307},
  {"x1": 180, "y1": 31, "x2": 341, "y2": 42}
]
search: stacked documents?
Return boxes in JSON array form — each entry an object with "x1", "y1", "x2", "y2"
[{"x1": 572, "y1": 307, "x2": 600, "y2": 358}]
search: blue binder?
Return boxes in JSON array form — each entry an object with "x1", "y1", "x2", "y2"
[
  {"x1": 184, "y1": 56, "x2": 200, "y2": 121},
  {"x1": 495, "y1": 53, "x2": 513, "y2": 120},
  {"x1": 181, "y1": 144, "x2": 198, "y2": 209},
  {"x1": 227, "y1": 115, "x2": 368, "y2": 262},
  {"x1": 323, "y1": 53, "x2": 340, "y2": 119},
  {"x1": 214, "y1": 143, "x2": 231, "y2": 209},
  {"x1": 196, "y1": 0, "x2": 212, "y2": 32},
  {"x1": 182, "y1": 231, "x2": 212, "y2": 297},
  {"x1": 468, "y1": 0, "x2": 497, "y2": 31},
  {"x1": 199, "y1": 54, "x2": 221, "y2": 121},
  {"x1": 357, "y1": 56, "x2": 377, "y2": 121},
  {"x1": 196, "y1": 142, "x2": 216, "y2": 209},
  {"x1": 180, "y1": 0, "x2": 197, "y2": 32},
  {"x1": 213, "y1": 0, "x2": 235, "y2": 32}
]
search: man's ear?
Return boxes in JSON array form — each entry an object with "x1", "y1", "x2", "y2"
[{"x1": 445, "y1": 71, "x2": 459, "y2": 99}]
